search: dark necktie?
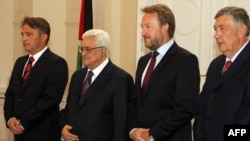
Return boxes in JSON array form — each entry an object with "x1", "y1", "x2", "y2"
[
  {"x1": 22, "y1": 56, "x2": 34, "y2": 87},
  {"x1": 80, "y1": 71, "x2": 94, "y2": 102},
  {"x1": 222, "y1": 60, "x2": 232, "y2": 73},
  {"x1": 142, "y1": 51, "x2": 159, "y2": 94}
]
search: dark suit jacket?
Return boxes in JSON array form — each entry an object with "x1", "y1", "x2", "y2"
[
  {"x1": 60, "y1": 60, "x2": 134, "y2": 141},
  {"x1": 194, "y1": 41, "x2": 250, "y2": 141},
  {"x1": 4, "y1": 48, "x2": 68, "y2": 141},
  {"x1": 132, "y1": 42, "x2": 200, "y2": 141}
]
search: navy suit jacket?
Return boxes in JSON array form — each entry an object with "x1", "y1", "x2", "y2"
[
  {"x1": 4, "y1": 48, "x2": 68, "y2": 141},
  {"x1": 132, "y1": 42, "x2": 200, "y2": 141},
  {"x1": 60, "y1": 60, "x2": 134, "y2": 141},
  {"x1": 194, "y1": 41, "x2": 250, "y2": 141}
]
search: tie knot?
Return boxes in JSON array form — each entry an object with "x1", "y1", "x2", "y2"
[
  {"x1": 151, "y1": 51, "x2": 159, "y2": 58},
  {"x1": 225, "y1": 60, "x2": 232, "y2": 69},
  {"x1": 223, "y1": 60, "x2": 232, "y2": 73},
  {"x1": 86, "y1": 71, "x2": 94, "y2": 79},
  {"x1": 29, "y1": 56, "x2": 34, "y2": 62},
  {"x1": 226, "y1": 60, "x2": 232, "y2": 65}
]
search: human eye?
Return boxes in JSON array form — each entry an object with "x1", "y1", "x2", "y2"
[
  {"x1": 146, "y1": 25, "x2": 152, "y2": 29},
  {"x1": 218, "y1": 25, "x2": 226, "y2": 31},
  {"x1": 213, "y1": 26, "x2": 217, "y2": 31},
  {"x1": 220, "y1": 27, "x2": 225, "y2": 31},
  {"x1": 85, "y1": 47, "x2": 91, "y2": 51},
  {"x1": 25, "y1": 32, "x2": 33, "y2": 37},
  {"x1": 214, "y1": 26, "x2": 225, "y2": 32},
  {"x1": 141, "y1": 24, "x2": 152, "y2": 30}
]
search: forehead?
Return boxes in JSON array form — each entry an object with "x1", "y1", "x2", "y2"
[
  {"x1": 141, "y1": 12, "x2": 158, "y2": 24},
  {"x1": 22, "y1": 24, "x2": 37, "y2": 32},
  {"x1": 82, "y1": 36, "x2": 96, "y2": 46},
  {"x1": 214, "y1": 15, "x2": 233, "y2": 26}
]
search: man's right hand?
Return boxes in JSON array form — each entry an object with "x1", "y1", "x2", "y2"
[
  {"x1": 8, "y1": 117, "x2": 24, "y2": 135},
  {"x1": 131, "y1": 128, "x2": 150, "y2": 141},
  {"x1": 61, "y1": 125, "x2": 79, "y2": 141}
]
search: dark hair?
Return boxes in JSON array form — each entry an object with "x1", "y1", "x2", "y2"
[
  {"x1": 215, "y1": 6, "x2": 250, "y2": 36},
  {"x1": 21, "y1": 17, "x2": 51, "y2": 44},
  {"x1": 141, "y1": 4, "x2": 175, "y2": 38}
]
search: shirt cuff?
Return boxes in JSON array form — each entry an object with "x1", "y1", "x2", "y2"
[{"x1": 129, "y1": 128, "x2": 137, "y2": 139}]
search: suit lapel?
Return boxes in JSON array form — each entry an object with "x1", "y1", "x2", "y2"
[
  {"x1": 136, "y1": 53, "x2": 151, "y2": 92},
  {"x1": 213, "y1": 42, "x2": 250, "y2": 89},
  {"x1": 22, "y1": 49, "x2": 51, "y2": 91},
  {"x1": 142, "y1": 43, "x2": 176, "y2": 96},
  {"x1": 75, "y1": 69, "x2": 88, "y2": 107}
]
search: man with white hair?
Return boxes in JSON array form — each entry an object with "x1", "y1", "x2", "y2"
[{"x1": 60, "y1": 29, "x2": 134, "y2": 141}]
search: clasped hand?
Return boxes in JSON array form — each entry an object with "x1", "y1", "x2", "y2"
[
  {"x1": 131, "y1": 128, "x2": 150, "y2": 141},
  {"x1": 8, "y1": 117, "x2": 24, "y2": 135},
  {"x1": 61, "y1": 125, "x2": 79, "y2": 141}
]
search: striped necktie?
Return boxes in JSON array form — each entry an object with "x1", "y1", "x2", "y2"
[{"x1": 22, "y1": 56, "x2": 34, "y2": 87}]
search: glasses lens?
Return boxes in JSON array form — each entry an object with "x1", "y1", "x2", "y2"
[{"x1": 79, "y1": 47, "x2": 103, "y2": 53}]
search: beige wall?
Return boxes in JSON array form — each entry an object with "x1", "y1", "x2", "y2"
[
  {"x1": 1, "y1": 0, "x2": 250, "y2": 140},
  {"x1": 0, "y1": 0, "x2": 137, "y2": 94},
  {"x1": 0, "y1": 1, "x2": 136, "y2": 140},
  {"x1": 0, "y1": 0, "x2": 14, "y2": 93}
]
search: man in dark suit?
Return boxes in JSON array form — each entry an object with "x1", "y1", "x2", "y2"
[
  {"x1": 129, "y1": 4, "x2": 200, "y2": 141},
  {"x1": 60, "y1": 29, "x2": 134, "y2": 141},
  {"x1": 194, "y1": 6, "x2": 250, "y2": 141},
  {"x1": 3, "y1": 17, "x2": 68, "y2": 141}
]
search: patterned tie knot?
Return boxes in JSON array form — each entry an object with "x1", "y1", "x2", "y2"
[
  {"x1": 22, "y1": 56, "x2": 35, "y2": 87},
  {"x1": 223, "y1": 60, "x2": 232, "y2": 73},
  {"x1": 29, "y1": 56, "x2": 34, "y2": 62},
  {"x1": 152, "y1": 51, "x2": 159, "y2": 58},
  {"x1": 25, "y1": 57, "x2": 34, "y2": 71}
]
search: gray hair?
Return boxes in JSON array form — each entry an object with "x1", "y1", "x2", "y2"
[
  {"x1": 82, "y1": 29, "x2": 110, "y2": 50},
  {"x1": 215, "y1": 6, "x2": 250, "y2": 36}
]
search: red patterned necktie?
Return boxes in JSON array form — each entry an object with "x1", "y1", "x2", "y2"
[
  {"x1": 79, "y1": 71, "x2": 94, "y2": 102},
  {"x1": 222, "y1": 60, "x2": 232, "y2": 73},
  {"x1": 142, "y1": 51, "x2": 159, "y2": 94},
  {"x1": 22, "y1": 56, "x2": 34, "y2": 87}
]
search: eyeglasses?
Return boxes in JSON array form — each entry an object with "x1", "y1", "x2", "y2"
[{"x1": 79, "y1": 46, "x2": 104, "y2": 53}]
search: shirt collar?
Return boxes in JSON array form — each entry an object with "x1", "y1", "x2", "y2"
[
  {"x1": 156, "y1": 39, "x2": 174, "y2": 56},
  {"x1": 226, "y1": 40, "x2": 249, "y2": 62},
  {"x1": 29, "y1": 46, "x2": 48, "y2": 65},
  {"x1": 88, "y1": 57, "x2": 109, "y2": 77}
]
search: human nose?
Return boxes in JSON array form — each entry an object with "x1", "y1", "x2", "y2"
[
  {"x1": 214, "y1": 29, "x2": 221, "y2": 39},
  {"x1": 81, "y1": 49, "x2": 88, "y2": 56},
  {"x1": 141, "y1": 27, "x2": 146, "y2": 36},
  {"x1": 21, "y1": 34, "x2": 28, "y2": 41}
]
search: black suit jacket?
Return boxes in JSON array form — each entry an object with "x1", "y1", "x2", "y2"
[
  {"x1": 60, "y1": 60, "x2": 134, "y2": 141},
  {"x1": 194, "y1": 41, "x2": 250, "y2": 141},
  {"x1": 4, "y1": 48, "x2": 68, "y2": 141},
  {"x1": 133, "y1": 42, "x2": 200, "y2": 141}
]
